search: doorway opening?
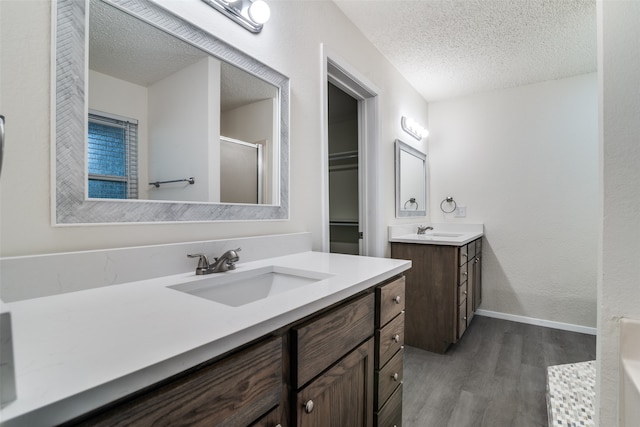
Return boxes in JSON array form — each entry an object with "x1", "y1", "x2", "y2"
[
  {"x1": 328, "y1": 83, "x2": 360, "y2": 254},
  {"x1": 323, "y1": 51, "x2": 381, "y2": 257}
]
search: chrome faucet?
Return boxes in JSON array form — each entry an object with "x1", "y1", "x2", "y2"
[
  {"x1": 187, "y1": 248, "x2": 241, "y2": 275},
  {"x1": 417, "y1": 225, "x2": 433, "y2": 235}
]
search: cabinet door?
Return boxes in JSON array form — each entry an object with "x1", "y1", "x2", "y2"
[
  {"x1": 473, "y1": 254, "x2": 482, "y2": 310},
  {"x1": 296, "y1": 338, "x2": 374, "y2": 427},
  {"x1": 466, "y1": 258, "x2": 475, "y2": 327}
]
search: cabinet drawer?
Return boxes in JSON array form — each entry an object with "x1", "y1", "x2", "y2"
[
  {"x1": 458, "y1": 245, "x2": 469, "y2": 266},
  {"x1": 77, "y1": 337, "x2": 283, "y2": 427},
  {"x1": 458, "y1": 282, "x2": 468, "y2": 305},
  {"x1": 376, "y1": 348, "x2": 403, "y2": 408},
  {"x1": 376, "y1": 311, "x2": 405, "y2": 367},
  {"x1": 293, "y1": 293, "x2": 375, "y2": 388},
  {"x1": 459, "y1": 262, "x2": 468, "y2": 285},
  {"x1": 376, "y1": 384, "x2": 402, "y2": 427},
  {"x1": 376, "y1": 277, "x2": 405, "y2": 328}
]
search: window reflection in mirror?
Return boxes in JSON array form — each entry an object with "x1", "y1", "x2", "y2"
[
  {"x1": 88, "y1": 0, "x2": 278, "y2": 204},
  {"x1": 395, "y1": 139, "x2": 427, "y2": 217}
]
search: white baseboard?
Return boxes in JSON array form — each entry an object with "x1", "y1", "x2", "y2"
[{"x1": 475, "y1": 309, "x2": 597, "y2": 336}]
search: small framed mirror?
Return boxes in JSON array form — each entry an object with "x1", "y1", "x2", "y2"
[{"x1": 395, "y1": 139, "x2": 427, "y2": 218}]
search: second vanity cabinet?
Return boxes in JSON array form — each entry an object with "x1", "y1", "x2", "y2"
[
  {"x1": 391, "y1": 238, "x2": 482, "y2": 354},
  {"x1": 65, "y1": 276, "x2": 406, "y2": 427}
]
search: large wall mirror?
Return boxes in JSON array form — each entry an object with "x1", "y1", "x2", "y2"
[
  {"x1": 54, "y1": 0, "x2": 289, "y2": 224},
  {"x1": 395, "y1": 139, "x2": 427, "y2": 218}
]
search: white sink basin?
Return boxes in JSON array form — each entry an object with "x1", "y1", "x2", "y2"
[
  {"x1": 169, "y1": 266, "x2": 333, "y2": 307},
  {"x1": 427, "y1": 233, "x2": 463, "y2": 238}
]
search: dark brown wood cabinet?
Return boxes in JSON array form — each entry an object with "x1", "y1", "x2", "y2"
[
  {"x1": 66, "y1": 276, "x2": 405, "y2": 427},
  {"x1": 391, "y1": 238, "x2": 482, "y2": 354}
]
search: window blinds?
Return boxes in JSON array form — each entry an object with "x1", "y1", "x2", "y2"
[{"x1": 87, "y1": 113, "x2": 138, "y2": 199}]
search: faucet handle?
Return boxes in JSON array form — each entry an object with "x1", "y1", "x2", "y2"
[{"x1": 187, "y1": 253, "x2": 210, "y2": 273}]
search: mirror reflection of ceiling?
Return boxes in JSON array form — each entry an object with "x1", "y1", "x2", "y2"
[{"x1": 89, "y1": 0, "x2": 276, "y2": 112}]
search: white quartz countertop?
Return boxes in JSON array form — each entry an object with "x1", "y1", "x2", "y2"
[
  {"x1": 388, "y1": 223, "x2": 484, "y2": 246},
  {"x1": 1, "y1": 251, "x2": 410, "y2": 426}
]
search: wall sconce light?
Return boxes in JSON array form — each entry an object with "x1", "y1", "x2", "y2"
[
  {"x1": 401, "y1": 116, "x2": 429, "y2": 141},
  {"x1": 201, "y1": 0, "x2": 271, "y2": 33}
]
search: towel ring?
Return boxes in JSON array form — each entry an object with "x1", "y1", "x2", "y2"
[
  {"x1": 404, "y1": 198, "x2": 419, "y2": 210},
  {"x1": 440, "y1": 196, "x2": 457, "y2": 213}
]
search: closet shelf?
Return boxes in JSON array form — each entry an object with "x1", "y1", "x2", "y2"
[{"x1": 330, "y1": 220, "x2": 359, "y2": 227}]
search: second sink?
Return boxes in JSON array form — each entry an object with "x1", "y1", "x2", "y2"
[{"x1": 169, "y1": 266, "x2": 333, "y2": 307}]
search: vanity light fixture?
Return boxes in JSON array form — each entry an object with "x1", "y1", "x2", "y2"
[
  {"x1": 201, "y1": 0, "x2": 271, "y2": 33},
  {"x1": 401, "y1": 116, "x2": 429, "y2": 141}
]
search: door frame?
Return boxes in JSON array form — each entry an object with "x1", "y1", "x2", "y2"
[{"x1": 321, "y1": 45, "x2": 383, "y2": 257}]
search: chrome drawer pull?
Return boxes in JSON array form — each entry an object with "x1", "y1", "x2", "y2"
[
  {"x1": 392, "y1": 334, "x2": 400, "y2": 343},
  {"x1": 304, "y1": 400, "x2": 314, "y2": 414},
  {"x1": 392, "y1": 372, "x2": 399, "y2": 381},
  {"x1": 393, "y1": 295, "x2": 401, "y2": 304},
  {"x1": 463, "y1": 272, "x2": 468, "y2": 276}
]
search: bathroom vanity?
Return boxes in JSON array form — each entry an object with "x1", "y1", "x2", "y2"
[
  {"x1": 0, "y1": 239, "x2": 409, "y2": 427},
  {"x1": 389, "y1": 224, "x2": 483, "y2": 354}
]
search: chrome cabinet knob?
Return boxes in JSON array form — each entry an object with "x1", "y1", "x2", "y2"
[
  {"x1": 304, "y1": 400, "x2": 314, "y2": 414},
  {"x1": 464, "y1": 291, "x2": 468, "y2": 295},
  {"x1": 463, "y1": 316, "x2": 467, "y2": 320},
  {"x1": 475, "y1": 258, "x2": 480, "y2": 263},
  {"x1": 275, "y1": 424, "x2": 282, "y2": 427},
  {"x1": 393, "y1": 295, "x2": 401, "y2": 304},
  {"x1": 392, "y1": 372, "x2": 399, "y2": 381},
  {"x1": 392, "y1": 334, "x2": 400, "y2": 343}
]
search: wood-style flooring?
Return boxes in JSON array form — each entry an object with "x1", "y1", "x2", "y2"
[{"x1": 402, "y1": 315, "x2": 596, "y2": 427}]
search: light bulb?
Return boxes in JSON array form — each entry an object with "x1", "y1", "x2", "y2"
[
  {"x1": 405, "y1": 117, "x2": 415, "y2": 130},
  {"x1": 249, "y1": 0, "x2": 270, "y2": 24}
]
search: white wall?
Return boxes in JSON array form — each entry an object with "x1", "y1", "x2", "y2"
[
  {"x1": 0, "y1": 0, "x2": 427, "y2": 257},
  {"x1": 148, "y1": 57, "x2": 220, "y2": 202},
  {"x1": 88, "y1": 70, "x2": 150, "y2": 199},
  {"x1": 428, "y1": 73, "x2": 599, "y2": 328},
  {"x1": 596, "y1": 1, "x2": 640, "y2": 425}
]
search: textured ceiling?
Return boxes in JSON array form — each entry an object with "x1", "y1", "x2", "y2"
[
  {"x1": 333, "y1": 0, "x2": 597, "y2": 101},
  {"x1": 89, "y1": 0, "x2": 276, "y2": 112}
]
